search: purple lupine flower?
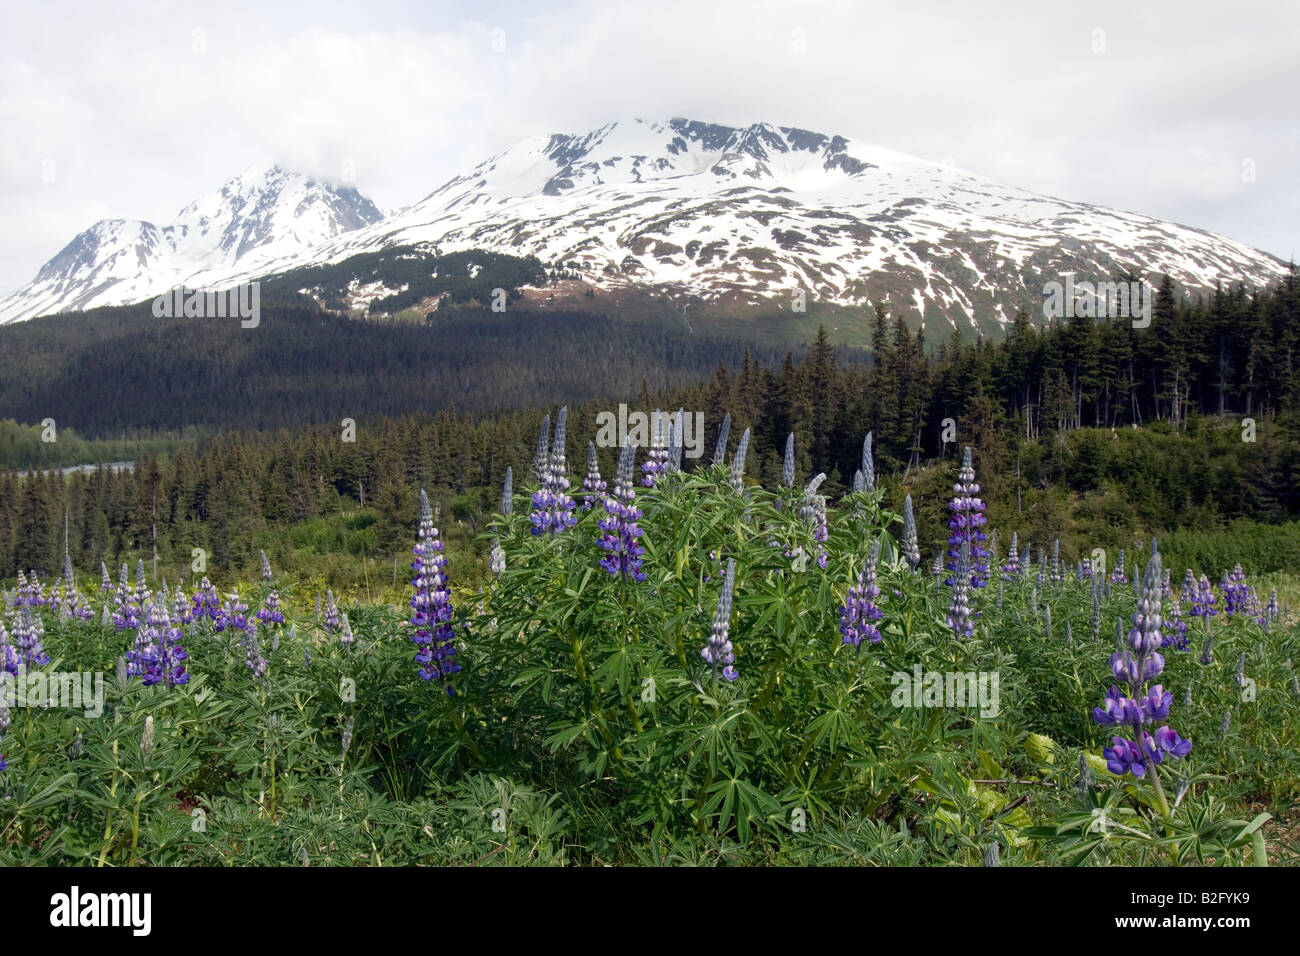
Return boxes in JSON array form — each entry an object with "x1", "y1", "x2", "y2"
[
  {"x1": 133, "y1": 560, "x2": 149, "y2": 607},
  {"x1": 171, "y1": 585, "x2": 193, "y2": 626},
  {"x1": 244, "y1": 621, "x2": 268, "y2": 680},
  {"x1": 17, "y1": 570, "x2": 48, "y2": 608},
  {"x1": 1094, "y1": 550, "x2": 1191, "y2": 781},
  {"x1": 1262, "y1": 589, "x2": 1280, "y2": 631},
  {"x1": 1189, "y1": 575, "x2": 1217, "y2": 619},
  {"x1": 1162, "y1": 585, "x2": 1189, "y2": 651},
  {"x1": 581, "y1": 442, "x2": 606, "y2": 509},
  {"x1": 729, "y1": 428, "x2": 750, "y2": 494},
  {"x1": 323, "y1": 590, "x2": 340, "y2": 631},
  {"x1": 1222, "y1": 565, "x2": 1250, "y2": 616},
  {"x1": 257, "y1": 590, "x2": 285, "y2": 626},
  {"x1": 1110, "y1": 550, "x2": 1127, "y2": 586},
  {"x1": 260, "y1": 550, "x2": 273, "y2": 583},
  {"x1": 100, "y1": 561, "x2": 113, "y2": 593},
  {"x1": 701, "y1": 558, "x2": 738, "y2": 681},
  {"x1": 530, "y1": 406, "x2": 577, "y2": 535},
  {"x1": 946, "y1": 541, "x2": 974, "y2": 639},
  {"x1": 1049, "y1": 540, "x2": 1063, "y2": 584},
  {"x1": 191, "y1": 577, "x2": 220, "y2": 622},
  {"x1": 112, "y1": 564, "x2": 142, "y2": 631},
  {"x1": 840, "y1": 540, "x2": 883, "y2": 648},
  {"x1": 782, "y1": 433, "x2": 795, "y2": 488},
  {"x1": 0, "y1": 618, "x2": 18, "y2": 677},
  {"x1": 128, "y1": 600, "x2": 190, "y2": 688},
  {"x1": 713, "y1": 413, "x2": 731, "y2": 466},
  {"x1": 215, "y1": 594, "x2": 254, "y2": 637},
  {"x1": 12, "y1": 608, "x2": 50, "y2": 667},
  {"x1": 1001, "y1": 531, "x2": 1021, "y2": 581},
  {"x1": 641, "y1": 410, "x2": 669, "y2": 487},
  {"x1": 339, "y1": 613, "x2": 354, "y2": 647},
  {"x1": 411, "y1": 489, "x2": 458, "y2": 691},
  {"x1": 945, "y1": 447, "x2": 988, "y2": 590},
  {"x1": 597, "y1": 441, "x2": 647, "y2": 582},
  {"x1": 902, "y1": 495, "x2": 921, "y2": 571}
]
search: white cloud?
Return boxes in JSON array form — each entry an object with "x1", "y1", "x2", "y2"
[{"x1": 0, "y1": 0, "x2": 1294, "y2": 295}]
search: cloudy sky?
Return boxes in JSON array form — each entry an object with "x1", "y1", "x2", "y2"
[{"x1": 1, "y1": 0, "x2": 1295, "y2": 295}]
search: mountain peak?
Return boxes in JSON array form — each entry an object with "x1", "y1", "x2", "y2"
[
  {"x1": 0, "y1": 166, "x2": 383, "y2": 322},
  {"x1": 0, "y1": 120, "x2": 1289, "y2": 332}
]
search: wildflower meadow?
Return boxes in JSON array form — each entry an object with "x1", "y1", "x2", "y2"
[{"x1": 0, "y1": 411, "x2": 1294, "y2": 867}]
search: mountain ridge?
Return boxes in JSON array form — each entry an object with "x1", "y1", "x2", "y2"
[{"x1": 0, "y1": 119, "x2": 1288, "y2": 334}]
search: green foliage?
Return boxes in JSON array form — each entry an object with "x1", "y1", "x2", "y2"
[{"x1": 3, "y1": 462, "x2": 1294, "y2": 866}]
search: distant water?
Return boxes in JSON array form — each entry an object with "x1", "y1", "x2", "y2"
[{"x1": 17, "y1": 461, "x2": 135, "y2": 478}]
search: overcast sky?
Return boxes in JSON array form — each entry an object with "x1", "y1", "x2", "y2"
[{"x1": 2, "y1": 0, "x2": 1295, "y2": 295}]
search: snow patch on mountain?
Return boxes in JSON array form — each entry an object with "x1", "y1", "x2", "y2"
[{"x1": 0, "y1": 120, "x2": 1287, "y2": 335}]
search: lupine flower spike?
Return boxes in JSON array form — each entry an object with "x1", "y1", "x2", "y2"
[
  {"x1": 597, "y1": 441, "x2": 647, "y2": 582},
  {"x1": 582, "y1": 442, "x2": 605, "y2": 509},
  {"x1": 669, "y1": 408, "x2": 686, "y2": 474},
  {"x1": 532, "y1": 414, "x2": 551, "y2": 485},
  {"x1": 861, "y1": 432, "x2": 875, "y2": 491},
  {"x1": 713, "y1": 413, "x2": 731, "y2": 466},
  {"x1": 501, "y1": 467, "x2": 514, "y2": 515},
  {"x1": 532, "y1": 406, "x2": 578, "y2": 534},
  {"x1": 902, "y1": 495, "x2": 921, "y2": 570},
  {"x1": 1092, "y1": 550, "x2": 1190, "y2": 816},
  {"x1": 1110, "y1": 550, "x2": 1127, "y2": 586},
  {"x1": 192, "y1": 577, "x2": 220, "y2": 622},
  {"x1": 782, "y1": 433, "x2": 795, "y2": 488},
  {"x1": 797, "y1": 474, "x2": 830, "y2": 568},
  {"x1": 324, "y1": 590, "x2": 340, "y2": 631},
  {"x1": 840, "y1": 540, "x2": 883, "y2": 649},
  {"x1": 729, "y1": 428, "x2": 751, "y2": 494},
  {"x1": 641, "y1": 410, "x2": 668, "y2": 487},
  {"x1": 945, "y1": 447, "x2": 988, "y2": 590},
  {"x1": 1001, "y1": 531, "x2": 1020, "y2": 581},
  {"x1": 410, "y1": 489, "x2": 458, "y2": 692},
  {"x1": 530, "y1": 408, "x2": 577, "y2": 535},
  {"x1": 1222, "y1": 565, "x2": 1250, "y2": 616},
  {"x1": 946, "y1": 541, "x2": 974, "y2": 639},
  {"x1": 702, "y1": 558, "x2": 738, "y2": 682}
]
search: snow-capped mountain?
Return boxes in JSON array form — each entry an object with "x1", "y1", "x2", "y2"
[
  {"x1": 1, "y1": 120, "x2": 1289, "y2": 332},
  {"x1": 0, "y1": 166, "x2": 383, "y2": 323}
]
